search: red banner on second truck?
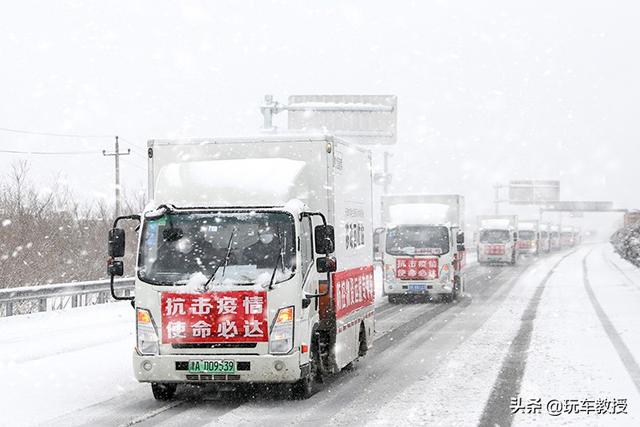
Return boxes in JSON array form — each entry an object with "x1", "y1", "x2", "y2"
[
  {"x1": 395, "y1": 257, "x2": 439, "y2": 280},
  {"x1": 161, "y1": 291, "x2": 268, "y2": 343}
]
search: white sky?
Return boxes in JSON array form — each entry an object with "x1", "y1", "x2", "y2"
[{"x1": 0, "y1": 0, "x2": 638, "y2": 226}]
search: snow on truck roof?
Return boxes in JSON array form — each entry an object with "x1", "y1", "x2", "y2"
[
  {"x1": 154, "y1": 158, "x2": 309, "y2": 207},
  {"x1": 480, "y1": 218, "x2": 513, "y2": 229},
  {"x1": 387, "y1": 203, "x2": 457, "y2": 226}
]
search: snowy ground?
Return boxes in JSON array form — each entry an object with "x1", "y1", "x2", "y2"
[{"x1": 1, "y1": 244, "x2": 638, "y2": 426}]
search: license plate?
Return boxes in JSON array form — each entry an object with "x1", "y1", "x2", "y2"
[
  {"x1": 408, "y1": 284, "x2": 426, "y2": 291},
  {"x1": 188, "y1": 359, "x2": 235, "y2": 373}
]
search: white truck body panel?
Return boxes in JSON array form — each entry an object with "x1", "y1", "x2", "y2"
[{"x1": 133, "y1": 135, "x2": 374, "y2": 385}]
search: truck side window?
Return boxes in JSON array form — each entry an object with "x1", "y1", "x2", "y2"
[{"x1": 300, "y1": 217, "x2": 314, "y2": 278}]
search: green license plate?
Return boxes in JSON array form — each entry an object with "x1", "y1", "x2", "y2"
[{"x1": 188, "y1": 359, "x2": 235, "y2": 373}]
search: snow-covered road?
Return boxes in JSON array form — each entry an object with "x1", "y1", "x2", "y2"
[{"x1": 1, "y1": 243, "x2": 639, "y2": 426}]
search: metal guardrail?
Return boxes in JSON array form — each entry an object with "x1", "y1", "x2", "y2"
[{"x1": 0, "y1": 278, "x2": 135, "y2": 317}]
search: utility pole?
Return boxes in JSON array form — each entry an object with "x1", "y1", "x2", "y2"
[{"x1": 103, "y1": 136, "x2": 130, "y2": 219}]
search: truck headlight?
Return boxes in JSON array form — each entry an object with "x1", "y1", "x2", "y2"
[
  {"x1": 137, "y1": 308, "x2": 159, "y2": 355},
  {"x1": 270, "y1": 306, "x2": 294, "y2": 354}
]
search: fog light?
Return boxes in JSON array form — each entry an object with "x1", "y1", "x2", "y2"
[
  {"x1": 142, "y1": 360, "x2": 153, "y2": 372},
  {"x1": 274, "y1": 361, "x2": 285, "y2": 371}
]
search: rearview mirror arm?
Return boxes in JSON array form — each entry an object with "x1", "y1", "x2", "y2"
[{"x1": 109, "y1": 214, "x2": 141, "y2": 304}]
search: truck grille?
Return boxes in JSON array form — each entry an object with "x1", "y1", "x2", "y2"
[
  {"x1": 185, "y1": 374, "x2": 241, "y2": 382},
  {"x1": 172, "y1": 343, "x2": 257, "y2": 349}
]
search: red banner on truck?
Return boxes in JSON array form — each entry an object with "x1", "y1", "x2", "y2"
[
  {"x1": 333, "y1": 266, "x2": 374, "y2": 318},
  {"x1": 160, "y1": 291, "x2": 268, "y2": 343},
  {"x1": 395, "y1": 257, "x2": 439, "y2": 280}
]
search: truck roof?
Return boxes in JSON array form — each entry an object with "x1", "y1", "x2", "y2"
[{"x1": 382, "y1": 194, "x2": 464, "y2": 227}]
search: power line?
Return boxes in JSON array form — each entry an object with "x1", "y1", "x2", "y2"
[
  {"x1": 0, "y1": 126, "x2": 113, "y2": 139},
  {"x1": 0, "y1": 149, "x2": 98, "y2": 155}
]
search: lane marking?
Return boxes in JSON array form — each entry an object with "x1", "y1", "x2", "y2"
[
  {"x1": 583, "y1": 253, "x2": 640, "y2": 394},
  {"x1": 479, "y1": 251, "x2": 575, "y2": 427}
]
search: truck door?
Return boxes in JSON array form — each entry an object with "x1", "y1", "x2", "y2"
[{"x1": 300, "y1": 216, "x2": 319, "y2": 316}]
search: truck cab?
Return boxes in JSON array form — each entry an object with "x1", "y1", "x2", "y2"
[
  {"x1": 538, "y1": 223, "x2": 551, "y2": 253},
  {"x1": 517, "y1": 221, "x2": 540, "y2": 256}
]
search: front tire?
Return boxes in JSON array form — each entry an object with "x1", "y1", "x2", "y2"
[
  {"x1": 292, "y1": 340, "x2": 319, "y2": 400},
  {"x1": 388, "y1": 294, "x2": 400, "y2": 304},
  {"x1": 151, "y1": 383, "x2": 177, "y2": 401}
]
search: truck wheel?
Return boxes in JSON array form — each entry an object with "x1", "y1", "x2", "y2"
[
  {"x1": 151, "y1": 383, "x2": 177, "y2": 401},
  {"x1": 388, "y1": 294, "x2": 399, "y2": 304},
  {"x1": 292, "y1": 341, "x2": 318, "y2": 400}
]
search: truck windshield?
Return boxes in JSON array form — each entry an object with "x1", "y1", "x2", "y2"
[
  {"x1": 480, "y1": 229, "x2": 510, "y2": 243},
  {"x1": 385, "y1": 225, "x2": 449, "y2": 256},
  {"x1": 519, "y1": 230, "x2": 535, "y2": 240},
  {"x1": 138, "y1": 211, "x2": 296, "y2": 286}
]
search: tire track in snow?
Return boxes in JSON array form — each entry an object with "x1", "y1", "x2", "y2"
[
  {"x1": 583, "y1": 251, "x2": 640, "y2": 394},
  {"x1": 479, "y1": 250, "x2": 575, "y2": 427},
  {"x1": 602, "y1": 247, "x2": 640, "y2": 292}
]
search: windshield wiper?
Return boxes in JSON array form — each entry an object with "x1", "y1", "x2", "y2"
[
  {"x1": 202, "y1": 228, "x2": 236, "y2": 290},
  {"x1": 268, "y1": 228, "x2": 285, "y2": 290}
]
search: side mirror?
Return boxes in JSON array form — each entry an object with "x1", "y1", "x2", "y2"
[
  {"x1": 314, "y1": 225, "x2": 335, "y2": 254},
  {"x1": 456, "y1": 231, "x2": 465, "y2": 244},
  {"x1": 108, "y1": 228, "x2": 126, "y2": 258},
  {"x1": 107, "y1": 259, "x2": 124, "y2": 276},
  {"x1": 316, "y1": 256, "x2": 337, "y2": 273}
]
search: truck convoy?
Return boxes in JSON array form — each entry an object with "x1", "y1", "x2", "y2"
[
  {"x1": 106, "y1": 135, "x2": 375, "y2": 400},
  {"x1": 379, "y1": 194, "x2": 465, "y2": 303},
  {"x1": 516, "y1": 220, "x2": 540, "y2": 255},
  {"x1": 477, "y1": 215, "x2": 519, "y2": 265}
]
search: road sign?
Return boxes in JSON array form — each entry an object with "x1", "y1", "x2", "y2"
[
  {"x1": 543, "y1": 201, "x2": 615, "y2": 212},
  {"x1": 286, "y1": 95, "x2": 397, "y2": 145},
  {"x1": 508, "y1": 180, "x2": 560, "y2": 205}
]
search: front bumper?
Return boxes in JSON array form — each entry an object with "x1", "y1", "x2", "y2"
[
  {"x1": 133, "y1": 351, "x2": 302, "y2": 384},
  {"x1": 518, "y1": 247, "x2": 537, "y2": 255},
  {"x1": 478, "y1": 254, "x2": 510, "y2": 263},
  {"x1": 384, "y1": 280, "x2": 453, "y2": 296}
]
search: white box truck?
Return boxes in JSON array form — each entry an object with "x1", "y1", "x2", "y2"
[
  {"x1": 379, "y1": 194, "x2": 465, "y2": 303},
  {"x1": 549, "y1": 224, "x2": 561, "y2": 251},
  {"x1": 538, "y1": 223, "x2": 551, "y2": 253},
  {"x1": 517, "y1": 220, "x2": 540, "y2": 255},
  {"x1": 477, "y1": 215, "x2": 518, "y2": 265},
  {"x1": 106, "y1": 135, "x2": 374, "y2": 400}
]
